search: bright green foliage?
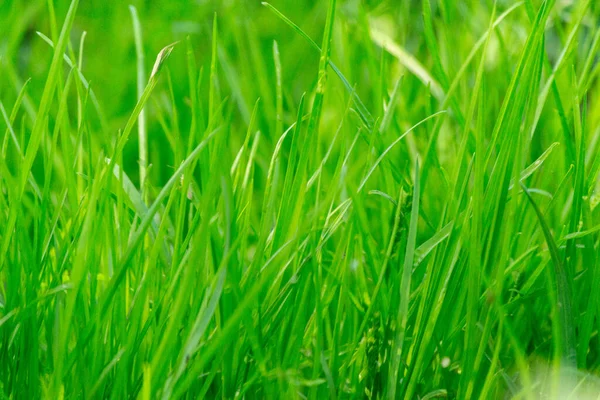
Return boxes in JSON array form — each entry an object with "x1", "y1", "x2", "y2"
[{"x1": 1, "y1": 0, "x2": 600, "y2": 398}]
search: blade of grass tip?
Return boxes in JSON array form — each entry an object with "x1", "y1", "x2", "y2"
[
  {"x1": 241, "y1": 130, "x2": 261, "y2": 197},
  {"x1": 379, "y1": 75, "x2": 403, "y2": 134},
  {"x1": 521, "y1": 183, "x2": 576, "y2": 368},
  {"x1": 231, "y1": 98, "x2": 260, "y2": 183},
  {"x1": 368, "y1": 189, "x2": 398, "y2": 206},
  {"x1": 412, "y1": 221, "x2": 453, "y2": 269},
  {"x1": 244, "y1": 125, "x2": 294, "y2": 278},
  {"x1": 129, "y1": 5, "x2": 148, "y2": 199},
  {"x1": 76, "y1": 30, "x2": 86, "y2": 128},
  {"x1": 273, "y1": 40, "x2": 283, "y2": 138},
  {"x1": 0, "y1": 102, "x2": 24, "y2": 157},
  {"x1": 1, "y1": 78, "x2": 31, "y2": 157},
  {"x1": 35, "y1": 31, "x2": 108, "y2": 132},
  {"x1": 111, "y1": 41, "x2": 177, "y2": 162},
  {"x1": 559, "y1": 224, "x2": 600, "y2": 243},
  {"x1": 261, "y1": 2, "x2": 374, "y2": 130},
  {"x1": 578, "y1": 28, "x2": 600, "y2": 97},
  {"x1": 509, "y1": 142, "x2": 559, "y2": 189},
  {"x1": 256, "y1": 123, "x2": 295, "y2": 260},
  {"x1": 0, "y1": 0, "x2": 79, "y2": 272},
  {"x1": 85, "y1": 41, "x2": 178, "y2": 282},
  {"x1": 388, "y1": 160, "x2": 420, "y2": 399}
]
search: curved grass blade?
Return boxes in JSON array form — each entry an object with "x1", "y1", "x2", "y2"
[
  {"x1": 521, "y1": 183, "x2": 576, "y2": 368},
  {"x1": 262, "y1": 2, "x2": 374, "y2": 130}
]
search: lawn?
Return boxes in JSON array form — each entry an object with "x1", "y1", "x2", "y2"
[{"x1": 1, "y1": 0, "x2": 600, "y2": 398}]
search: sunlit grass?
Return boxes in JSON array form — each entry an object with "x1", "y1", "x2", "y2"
[{"x1": 1, "y1": 0, "x2": 599, "y2": 398}]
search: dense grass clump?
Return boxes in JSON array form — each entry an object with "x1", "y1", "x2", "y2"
[{"x1": 1, "y1": 0, "x2": 600, "y2": 398}]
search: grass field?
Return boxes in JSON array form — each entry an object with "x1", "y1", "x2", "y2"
[{"x1": 1, "y1": 0, "x2": 600, "y2": 398}]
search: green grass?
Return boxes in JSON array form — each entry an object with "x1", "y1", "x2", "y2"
[{"x1": 1, "y1": 0, "x2": 600, "y2": 398}]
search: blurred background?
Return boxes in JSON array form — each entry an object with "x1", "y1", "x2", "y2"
[{"x1": 0, "y1": 0, "x2": 598, "y2": 203}]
